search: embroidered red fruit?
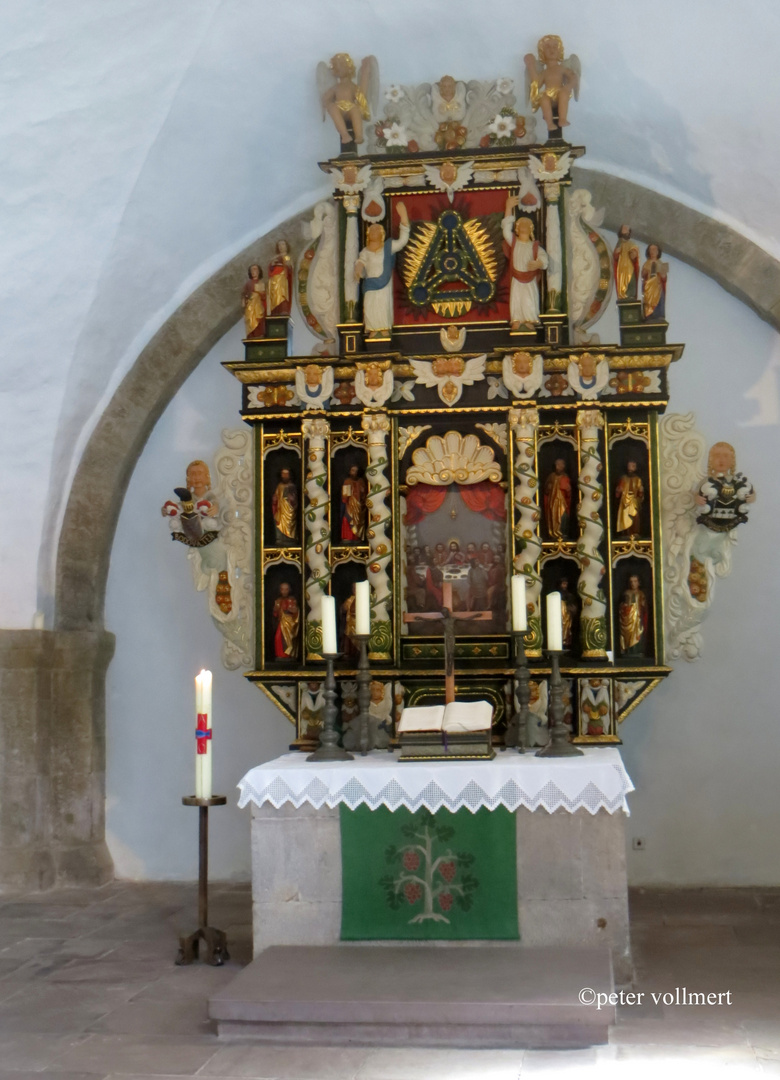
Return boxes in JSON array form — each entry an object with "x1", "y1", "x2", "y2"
[
  {"x1": 404, "y1": 882, "x2": 422, "y2": 904},
  {"x1": 439, "y1": 861, "x2": 456, "y2": 882},
  {"x1": 439, "y1": 891, "x2": 453, "y2": 912},
  {"x1": 402, "y1": 850, "x2": 420, "y2": 872}
]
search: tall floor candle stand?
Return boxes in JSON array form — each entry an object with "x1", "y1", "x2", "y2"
[
  {"x1": 505, "y1": 631, "x2": 531, "y2": 752},
  {"x1": 537, "y1": 651, "x2": 583, "y2": 758},
  {"x1": 176, "y1": 795, "x2": 229, "y2": 966},
  {"x1": 308, "y1": 653, "x2": 354, "y2": 762}
]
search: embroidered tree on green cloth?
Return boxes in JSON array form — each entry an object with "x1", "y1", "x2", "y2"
[{"x1": 379, "y1": 809, "x2": 478, "y2": 923}]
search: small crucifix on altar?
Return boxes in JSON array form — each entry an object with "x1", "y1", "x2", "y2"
[{"x1": 403, "y1": 579, "x2": 492, "y2": 703}]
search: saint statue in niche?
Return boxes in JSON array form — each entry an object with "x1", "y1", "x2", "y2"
[
  {"x1": 502, "y1": 197, "x2": 548, "y2": 329},
  {"x1": 267, "y1": 239, "x2": 293, "y2": 316},
  {"x1": 272, "y1": 582, "x2": 300, "y2": 660},
  {"x1": 613, "y1": 224, "x2": 639, "y2": 300},
  {"x1": 242, "y1": 264, "x2": 266, "y2": 337},
  {"x1": 543, "y1": 458, "x2": 572, "y2": 539},
  {"x1": 271, "y1": 468, "x2": 299, "y2": 546},
  {"x1": 354, "y1": 202, "x2": 410, "y2": 338},
  {"x1": 559, "y1": 575, "x2": 578, "y2": 650},
  {"x1": 340, "y1": 464, "x2": 367, "y2": 542},
  {"x1": 641, "y1": 243, "x2": 668, "y2": 321},
  {"x1": 615, "y1": 459, "x2": 645, "y2": 536},
  {"x1": 340, "y1": 584, "x2": 359, "y2": 658},
  {"x1": 618, "y1": 574, "x2": 648, "y2": 656}
]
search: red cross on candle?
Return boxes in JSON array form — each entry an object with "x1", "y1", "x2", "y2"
[{"x1": 196, "y1": 713, "x2": 212, "y2": 755}]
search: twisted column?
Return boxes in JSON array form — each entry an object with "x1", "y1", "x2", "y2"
[
  {"x1": 576, "y1": 409, "x2": 608, "y2": 658},
  {"x1": 302, "y1": 418, "x2": 331, "y2": 661},
  {"x1": 362, "y1": 414, "x2": 392, "y2": 660},
  {"x1": 509, "y1": 408, "x2": 542, "y2": 656}
]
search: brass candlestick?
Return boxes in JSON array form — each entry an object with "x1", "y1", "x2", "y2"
[
  {"x1": 308, "y1": 653, "x2": 353, "y2": 762},
  {"x1": 176, "y1": 795, "x2": 229, "y2": 966},
  {"x1": 537, "y1": 651, "x2": 583, "y2": 758},
  {"x1": 505, "y1": 631, "x2": 531, "y2": 753},
  {"x1": 353, "y1": 634, "x2": 372, "y2": 755}
]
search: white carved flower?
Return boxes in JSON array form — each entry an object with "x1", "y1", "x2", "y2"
[
  {"x1": 487, "y1": 376, "x2": 509, "y2": 400},
  {"x1": 247, "y1": 386, "x2": 266, "y2": 409},
  {"x1": 382, "y1": 121, "x2": 409, "y2": 147},
  {"x1": 391, "y1": 379, "x2": 416, "y2": 402},
  {"x1": 384, "y1": 84, "x2": 403, "y2": 103},
  {"x1": 488, "y1": 114, "x2": 515, "y2": 139},
  {"x1": 496, "y1": 77, "x2": 514, "y2": 96}
]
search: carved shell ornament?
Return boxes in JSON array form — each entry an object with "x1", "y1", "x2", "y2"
[{"x1": 406, "y1": 431, "x2": 502, "y2": 486}]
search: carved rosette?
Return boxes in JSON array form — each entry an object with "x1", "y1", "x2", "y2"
[
  {"x1": 576, "y1": 409, "x2": 608, "y2": 657},
  {"x1": 509, "y1": 408, "x2": 542, "y2": 655},
  {"x1": 302, "y1": 418, "x2": 331, "y2": 660},
  {"x1": 362, "y1": 413, "x2": 392, "y2": 659}
]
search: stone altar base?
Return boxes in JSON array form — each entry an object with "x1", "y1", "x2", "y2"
[
  {"x1": 250, "y1": 802, "x2": 634, "y2": 985},
  {"x1": 210, "y1": 944, "x2": 615, "y2": 1048}
]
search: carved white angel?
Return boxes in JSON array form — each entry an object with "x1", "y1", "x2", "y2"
[
  {"x1": 432, "y1": 75, "x2": 467, "y2": 123},
  {"x1": 503, "y1": 351, "x2": 544, "y2": 398},
  {"x1": 527, "y1": 150, "x2": 573, "y2": 183},
  {"x1": 440, "y1": 324, "x2": 466, "y2": 353},
  {"x1": 317, "y1": 53, "x2": 379, "y2": 149},
  {"x1": 567, "y1": 353, "x2": 609, "y2": 399},
  {"x1": 423, "y1": 160, "x2": 474, "y2": 203},
  {"x1": 329, "y1": 162, "x2": 372, "y2": 194},
  {"x1": 355, "y1": 362, "x2": 394, "y2": 408},
  {"x1": 410, "y1": 355, "x2": 486, "y2": 406},
  {"x1": 524, "y1": 35, "x2": 581, "y2": 133},
  {"x1": 295, "y1": 363, "x2": 335, "y2": 409}
]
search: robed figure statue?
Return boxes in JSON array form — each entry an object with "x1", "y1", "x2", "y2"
[
  {"x1": 615, "y1": 460, "x2": 645, "y2": 536},
  {"x1": 543, "y1": 458, "x2": 572, "y2": 539},
  {"x1": 272, "y1": 583, "x2": 300, "y2": 660},
  {"x1": 340, "y1": 465, "x2": 367, "y2": 542},
  {"x1": 272, "y1": 468, "x2": 299, "y2": 546},
  {"x1": 618, "y1": 574, "x2": 648, "y2": 656}
]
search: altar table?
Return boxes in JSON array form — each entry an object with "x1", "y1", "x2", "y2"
[{"x1": 238, "y1": 749, "x2": 635, "y2": 984}]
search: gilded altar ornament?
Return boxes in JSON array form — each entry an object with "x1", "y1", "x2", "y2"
[
  {"x1": 272, "y1": 583, "x2": 300, "y2": 661},
  {"x1": 242, "y1": 264, "x2": 266, "y2": 337},
  {"x1": 543, "y1": 458, "x2": 572, "y2": 539},
  {"x1": 618, "y1": 574, "x2": 648, "y2": 656},
  {"x1": 615, "y1": 460, "x2": 645, "y2": 536},
  {"x1": 641, "y1": 243, "x2": 668, "y2": 321},
  {"x1": 696, "y1": 443, "x2": 755, "y2": 534},
  {"x1": 423, "y1": 159, "x2": 474, "y2": 203},
  {"x1": 355, "y1": 361, "x2": 393, "y2": 408},
  {"x1": 295, "y1": 363, "x2": 334, "y2": 408},
  {"x1": 613, "y1": 225, "x2": 639, "y2": 301},
  {"x1": 402, "y1": 209, "x2": 497, "y2": 317},
  {"x1": 503, "y1": 350, "x2": 544, "y2": 398},
  {"x1": 567, "y1": 352, "x2": 609, "y2": 400},
  {"x1": 524, "y1": 35, "x2": 580, "y2": 134},
  {"x1": 354, "y1": 201, "x2": 410, "y2": 338},
  {"x1": 432, "y1": 75, "x2": 468, "y2": 150},
  {"x1": 317, "y1": 53, "x2": 379, "y2": 151},
  {"x1": 267, "y1": 240, "x2": 293, "y2": 316},
  {"x1": 410, "y1": 354, "x2": 486, "y2": 406},
  {"x1": 580, "y1": 679, "x2": 611, "y2": 737},
  {"x1": 271, "y1": 467, "x2": 298, "y2": 545},
  {"x1": 440, "y1": 324, "x2": 466, "y2": 353},
  {"x1": 341, "y1": 464, "x2": 367, "y2": 542},
  {"x1": 502, "y1": 197, "x2": 548, "y2": 329}
]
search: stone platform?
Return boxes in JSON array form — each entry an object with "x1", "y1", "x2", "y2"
[{"x1": 209, "y1": 944, "x2": 615, "y2": 1048}]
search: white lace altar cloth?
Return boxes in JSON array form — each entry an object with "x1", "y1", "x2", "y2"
[{"x1": 237, "y1": 748, "x2": 634, "y2": 816}]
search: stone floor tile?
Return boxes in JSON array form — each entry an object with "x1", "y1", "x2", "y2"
[
  {"x1": 355, "y1": 1047, "x2": 523, "y2": 1080},
  {"x1": 51, "y1": 1033, "x2": 219, "y2": 1075},
  {"x1": 0, "y1": 1031, "x2": 92, "y2": 1070},
  {"x1": 202, "y1": 1042, "x2": 372, "y2": 1079},
  {"x1": 0, "y1": 983, "x2": 135, "y2": 1034},
  {"x1": 88, "y1": 998, "x2": 211, "y2": 1036},
  {"x1": 130, "y1": 962, "x2": 244, "y2": 1001}
]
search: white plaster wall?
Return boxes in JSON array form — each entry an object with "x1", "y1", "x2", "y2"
[
  {"x1": 3, "y1": 0, "x2": 780, "y2": 626},
  {"x1": 104, "y1": 239, "x2": 779, "y2": 884}
]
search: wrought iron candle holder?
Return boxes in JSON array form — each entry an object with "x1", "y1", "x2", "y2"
[
  {"x1": 505, "y1": 631, "x2": 531, "y2": 753},
  {"x1": 308, "y1": 653, "x2": 353, "y2": 762},
  {"x1": 176, "y1": 795, "x2": 229, "y2": 966},
  {"x1": 353, "y1": 633, "x2": 372, "y2": 755},
  {"x1": 537, "y1": 651, "x2": 583, "y2": 758}
]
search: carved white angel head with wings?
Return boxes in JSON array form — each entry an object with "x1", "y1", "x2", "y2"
[{"x1": 423, "y1": 160, "x2": 474, "y2": 203}]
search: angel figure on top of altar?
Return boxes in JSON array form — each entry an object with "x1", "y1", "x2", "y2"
[
  {"x1": 317, "y1": 53, "x2": 379, "y2": 150},
  {"x1": 267, "y1": 239, "x2": 293, "y2": 316},
  {"x1": 354, "y1": 201, "x2": 410, "y2": 338},
  {"x1": 524, "y1": 34, "x2": 580, "y2": 133},
  {"x1": 502, "y1": 195, "x2": 548, "y2": 329}
]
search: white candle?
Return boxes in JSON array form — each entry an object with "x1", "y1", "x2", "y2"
[
  {"x1": 511, "y1": 575, "x2": 527, "y2": 632},
  {"x1": 546, "y1": 592, "x2": 563, "y2": 652},
  {"x1": 355, "y1": 581, "x2": 371, "y2": 636},
  {"x1": 321, "y1": 595, "x2": 338, "y2": 655},
  {"x1": 195, "y1": 669, "x2": 213, "y2": 800}
]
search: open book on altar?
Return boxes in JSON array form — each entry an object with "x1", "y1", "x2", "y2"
[{"x1": 398, "y1": 701, "x2": 495, "y2": 761}]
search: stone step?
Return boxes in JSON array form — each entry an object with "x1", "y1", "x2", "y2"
[{"x1": 209, "y1": 944, "x2": 615, "y2": 1048}]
